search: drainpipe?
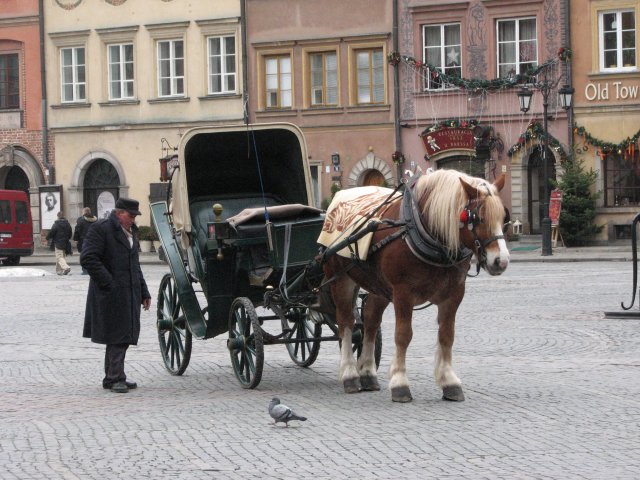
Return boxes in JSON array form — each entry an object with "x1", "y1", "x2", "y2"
[
  {"x1": 564, "y1": 0, "x2": 574, "y2": 153},
  {"x1": 393, "y1": 0, "x2": 402, "y2": 184},
  {"x1": 241, "y1": 0, "x2": 249, "y2": 124},
  {"x1": 38, "y1": 0, "x2": 50, "y2": 184}
]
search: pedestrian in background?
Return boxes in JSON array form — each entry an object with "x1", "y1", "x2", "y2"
[
  {"x1": 80, "y1": 197, "x2": 151, "y2": 394},
  {"x1": 73, "y1": 207, "x2": 97, "y2": 274},
  {"x1": 46, "y1": 211, "x2": 72, "y2": 276}
]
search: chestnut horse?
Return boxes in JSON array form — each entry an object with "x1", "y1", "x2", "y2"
[{"x1": 320, "y1": 169, "x2": 510, "y2": 402}]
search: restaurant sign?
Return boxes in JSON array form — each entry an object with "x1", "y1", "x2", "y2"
[{"x1": 420, "y1": 126, "x2": 476, "y2": 157}]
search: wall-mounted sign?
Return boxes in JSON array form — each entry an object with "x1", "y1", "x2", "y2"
[
  {"x1": 420, "y1": 127, "x2": 475, "y2": 157},
  {"x1": 585, "y1": 81, "x2": 639, "y2": 101}
]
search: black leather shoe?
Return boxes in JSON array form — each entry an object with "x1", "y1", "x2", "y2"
[
  {"x1": 103, "y1": 380, "x2": 137, "y2": 390},
  {"x1": 110, "y1": 381, "x2": 128, "y2": 393}
]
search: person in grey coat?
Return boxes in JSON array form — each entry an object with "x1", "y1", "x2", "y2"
[{"x1": 81, "y1": 197, "x2": 151, "y2": 393}]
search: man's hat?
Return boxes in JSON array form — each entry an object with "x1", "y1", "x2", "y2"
[{"x1": 115, "y1": 197, "x2": 142, "y2": 216}]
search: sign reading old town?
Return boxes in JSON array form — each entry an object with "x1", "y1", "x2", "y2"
[{"x1": 585, "y1": 81, "x2": 639, "y2": 101}]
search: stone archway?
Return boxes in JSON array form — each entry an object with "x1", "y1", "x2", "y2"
[
  {"x1": 68, "y1": 150, "x2": 128, "y2": 220},
  {"x1": 0, "y1": 145, "x2": 46, "y2": 237},
  {"x1": 347, "y1": 150, "x2": 394, "y2": 187},
  {"x1": 510, "y1": 140, "x2": 563, "y2": 234}
]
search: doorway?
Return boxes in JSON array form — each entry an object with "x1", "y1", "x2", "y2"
[
  {"x1": 362, "y1": 169, "x2": 385, "y2": 186},
  {"x1": 527, "y1": 148, "x2": 555, "y2": 234},
  {"x1": 83, "y1": 159, "x2": 121, "y2": 219}
]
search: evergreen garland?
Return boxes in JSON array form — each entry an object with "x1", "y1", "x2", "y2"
[
  {"x1": 573, "y1": 123, "x2": 640, "y2": 159},
  {"x1": 387, "y1": 48, "x2": 571, "y2": 93},
  {"x1": 508, "y1": 121, "x2": 567, "y2": 157}
]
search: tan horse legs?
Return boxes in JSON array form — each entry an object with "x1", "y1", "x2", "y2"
[{"x1": 434, "y1": 302, "x2": 465, "y2": 401}]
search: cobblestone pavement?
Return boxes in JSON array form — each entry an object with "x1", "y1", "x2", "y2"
[{"x1": 0, "y1": 261, "x2": 638, "y2": 479}]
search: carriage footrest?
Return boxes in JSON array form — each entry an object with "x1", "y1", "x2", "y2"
[{"x1": 249, "y1": 267, "x2": 274, "y2": 286}]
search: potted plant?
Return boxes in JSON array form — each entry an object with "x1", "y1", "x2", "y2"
[{"x1": 136, "y1": 225, "x2": 153, "y2": 253}]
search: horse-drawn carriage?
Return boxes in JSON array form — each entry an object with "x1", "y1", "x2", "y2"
[
  {"x1": 152, "y1": 122, "x2": 510, "y2": 402},
  {"x1": 151, "y1": 123, "x2": 381, "y2": 389}
]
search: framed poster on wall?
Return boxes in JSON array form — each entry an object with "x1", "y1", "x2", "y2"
[{"x1": 40, "y1": 185, "x2": 62, "y2": 230}]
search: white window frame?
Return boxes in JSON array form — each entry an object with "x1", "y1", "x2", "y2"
[
  {"x1": 496, "y1": 17, "x2": 538, "y2": 78},
  {"x1": 60, "y1": 46, "x2": 86, "y2": 103},
  {"x1": 599, "y1": 9, "x2": 637, "y2": 72},
  {"x1": 108, "y1": 43, "x2": 134, "y2": 100},
  {"x1": 265, "y1": 54, "x2": 292, "y2": 109},
  {"x1": 422, "y1": 23, "x2": 462, "y2": 90},
  {"x1": 207, "y1": 35, "x2": 237, "y2": 95},
  {"x1": 157, "y1": 39, "x2": 184, "y2": 97}
]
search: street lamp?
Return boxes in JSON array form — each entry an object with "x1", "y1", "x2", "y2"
[{"x1": 516, "y1": 70, "x2": 573, "y2": 256}]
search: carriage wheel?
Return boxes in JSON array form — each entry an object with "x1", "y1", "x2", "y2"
[
  {"x1": 157, "y1": 273, "x2": 193, "y2": 375},
  {"x1": 228, "y1": 297, "x2": 264, "y2": 389},
  {"x1": 281, "y1": 307, "x2": 322, "y2": 367},
  {"x1": 354, "y1": 293, "x2": 382, "y2": 370}
]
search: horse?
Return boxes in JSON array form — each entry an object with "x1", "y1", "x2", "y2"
[{"x1": 319, "y1": 169, "x2": 510, "y2": 402}]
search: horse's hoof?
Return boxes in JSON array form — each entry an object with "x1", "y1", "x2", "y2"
[
  {"x1": 391, "y1": 386, "x2": 413, "y2": 403},
  {"x1": 442, "y1": 385, "x2": 465, "y2": 402},
  {"x1": 360, "y1": 375, "x2": 380, "y2": 391},
  {"x1": 343, "y1": 377, "x2": 362, "y2": 394}
]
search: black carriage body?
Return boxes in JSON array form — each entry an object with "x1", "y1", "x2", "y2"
[{"x1": 175, "y1": 124, "x2": 323, "y2": 339}]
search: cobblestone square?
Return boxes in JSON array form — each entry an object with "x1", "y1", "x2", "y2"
[{"x1": 0, "y1": 260, "x2": 638, "y2": 479}]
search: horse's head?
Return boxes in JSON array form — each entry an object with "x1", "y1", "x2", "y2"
[{"x1": 458, "y1": 173, "x2": 510, "y2": 275}]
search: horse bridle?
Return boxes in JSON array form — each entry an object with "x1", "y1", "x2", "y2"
[{"x1": 459, "y1": 196, "x2": 507, "y2": 271}]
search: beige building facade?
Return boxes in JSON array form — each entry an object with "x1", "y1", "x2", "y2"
[
  {"x1": 571, "y1": 0, "x2": 640, "y2": 243},
  {"x1": 45, "y1": 0, "x2": 244, "y2": 228}
]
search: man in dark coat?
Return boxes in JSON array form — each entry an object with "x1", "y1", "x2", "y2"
[
  {"x1": 81, "y1": 197, "x2": 151, "y2": 393},
  {"x1": 46, "y1": 211, "x2": 73, "y2": 275},
  {"x1": 73, "y1": 207, "x2": 97, "y2": 274}
]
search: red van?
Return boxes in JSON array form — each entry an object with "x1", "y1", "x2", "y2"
[{"x1": 0, "y1": 190, "x2": 34, "y2": 266}]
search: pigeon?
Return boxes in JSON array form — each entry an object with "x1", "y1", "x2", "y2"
[{"x1": 268, "y1": 398, "x2": 307, "y2": 427}]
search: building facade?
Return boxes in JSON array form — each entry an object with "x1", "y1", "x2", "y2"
[
  {"x1": 245, "y1": 0, "x2": 396, "y2": 207},
  {"x1": 571, "y1": 0, "x2": 640, "y2": 243},
  {"x1": 396, "y1": 0, "x2": 572, "y2": 235},
  {"x1": 44, "y1": 0, "x2": 244, "y2": 230},
  {"x1": 0, "y1": 0, "x2": 49, "y2": 241}
]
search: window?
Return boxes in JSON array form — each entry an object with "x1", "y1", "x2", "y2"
[
  {"x1": 497, "y1": 18, "x2": 537, "y2": 77},
  {"x1": 438, "y1": 156, "x2": 485, "y2": 179},
  {"x1": 265, "y1": 55, "x2": 291, "y2": 108},
  {"x1": 15, "y1": 200, "x2": 28, "y2": 225},
  {"x1": 600, "y1": 10, "x2": 636, "y2": 71},
  {"x1": 604, "y1": 152, "x2": 640, "y2": 207},
  {"x1": 310, "y1": 51, "x2": 338, "y2": 106},
  {"x1": 0, "y1": 54, "x2": 19, "y2": 109},
  {"x1": 60, "y1": 46, "x2": 86, "y2": 102},
  {"x1": 356, "y1": 48, "x2": 384, "y2": 104},
  {"x1": 108, "y1": 44, "x2": 134, "y2": 100},
  {"x1": 157, "y1": 39, "x2": 184, "y2": 97},
  {"x1": 423, "y1": 23, "x2": 461, "y2": 90},
  {"x1": 208, "y1": 35, "x2": 236, "y2": 94}
]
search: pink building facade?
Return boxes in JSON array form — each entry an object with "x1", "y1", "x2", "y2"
[
  {"x1": 396, "y1": 0, "x2": 572, "y2": 235},
  {"x1": 245, "y1": 0, "x2": 396, "y2": 208}
]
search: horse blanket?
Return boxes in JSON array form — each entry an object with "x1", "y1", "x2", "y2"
[{"x1": 318, "y1": 186, "x2": 401, "y2": 260}]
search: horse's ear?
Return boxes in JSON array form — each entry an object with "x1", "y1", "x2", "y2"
[
  {"x1": 459, "y1": 177, "x2": 479, "y2": 200},
  {"x1": 493, "y1": 173, "x2": 506, "y2": 192}
]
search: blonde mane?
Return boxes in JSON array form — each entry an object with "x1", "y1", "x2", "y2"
[{"x1": 414, "y1": 169, "x2": 504, "y2": 255}]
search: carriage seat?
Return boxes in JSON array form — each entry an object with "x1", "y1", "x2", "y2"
[
  {"x1": 189, "y1": 194, "x2": 282, "y2": 253},
  {"x1": 228, "y1": 204, "x2": 324, "y2": 238}
]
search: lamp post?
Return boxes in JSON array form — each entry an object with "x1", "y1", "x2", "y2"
[{"x1": 517, "y1": 71, "x2": 573, "y2": 256}]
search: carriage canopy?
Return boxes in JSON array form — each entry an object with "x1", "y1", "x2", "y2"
[{"x1": 171, "y1": 123, "x2": 314, "y2": 246}]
